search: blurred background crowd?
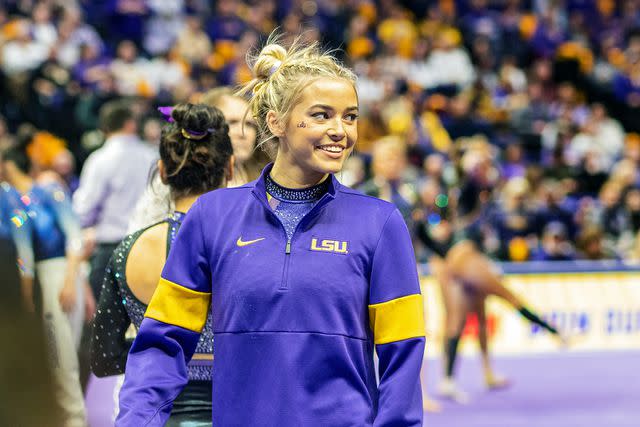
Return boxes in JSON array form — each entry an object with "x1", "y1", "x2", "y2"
[{"x1": 2, "y1": 0, "x2": 640, "y2": 263}]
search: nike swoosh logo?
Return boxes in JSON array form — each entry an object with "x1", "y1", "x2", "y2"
[{"x1": 236, "y1": 237, "x2": 265, "y2": 247}]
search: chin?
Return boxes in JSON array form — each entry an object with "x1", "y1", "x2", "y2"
[{"x1": 316, "y1": 160, "x2": 345, "y2": 175}]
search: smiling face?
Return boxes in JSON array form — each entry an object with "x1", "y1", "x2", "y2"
[{"x1": 269, "y1": 77, "x2": 358, "y2": 187}]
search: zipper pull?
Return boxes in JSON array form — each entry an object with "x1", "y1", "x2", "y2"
[{"x1": 285, "y1": 240, "x2": 291, "y2": 254}]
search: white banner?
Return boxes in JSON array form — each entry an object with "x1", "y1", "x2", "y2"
[{"x1": 421, "y1": 271, "x2": 640, "y2": 356}]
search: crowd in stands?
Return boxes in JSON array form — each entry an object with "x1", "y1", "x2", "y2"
[{"x1": 2, "y1": 0, "x2": 640, "y2": 262}]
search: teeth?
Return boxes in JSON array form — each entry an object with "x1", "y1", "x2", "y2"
[{"x1": 318, "y1": 145, "x2": 343, "y2": 153}]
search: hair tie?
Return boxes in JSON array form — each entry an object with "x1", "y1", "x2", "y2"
[
  {"x1": 181, "y1": 128, "x2": 214, "y2": 140},
  {"x1": 159, "y1": 106, "x2": 214, "y2": 140},
  {"x1": 269, "y1": 60, "x2": 282, "y2": 77}
]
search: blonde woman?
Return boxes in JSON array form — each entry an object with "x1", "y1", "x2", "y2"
[
  {"x1": 200, "y1": 86, "x2": 270, "y2": 186},
  {"x1": 117, "y1": 36, "x2": 426, "y2": 426}
]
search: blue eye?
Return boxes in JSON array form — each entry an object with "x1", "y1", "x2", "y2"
[{"x1": 311, "y1": 112, "x2": 329, "y2": 120}]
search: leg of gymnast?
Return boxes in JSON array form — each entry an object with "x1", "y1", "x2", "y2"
[
  {"x1": 446, "y1": 241, "x2": 562, "y2": 338},
  {"x1": 432, "y1": 256, "x2": 472, "y2": 403}
]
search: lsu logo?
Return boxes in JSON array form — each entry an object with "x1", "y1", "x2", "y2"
[{"x1": 310, "y1": 238, "x2": 348, "y2": 254}]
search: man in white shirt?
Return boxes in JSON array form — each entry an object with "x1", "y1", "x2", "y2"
[
  {"x1": 73, "y1": 99, "x2": 156, "y2": 300},
  {"x1": 73, "y1": 99, "x2": 156, "y2": 389}
]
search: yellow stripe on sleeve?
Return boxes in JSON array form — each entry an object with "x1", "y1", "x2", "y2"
[
  {"x1": 145, "y1": 277, "x2": 211, "y2": 333},
  {"x1": 368, "y1": 294, "x2": 426, "y2": 345}
]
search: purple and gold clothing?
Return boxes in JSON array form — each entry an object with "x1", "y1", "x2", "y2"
[{"x1": 117, "y1": 165, "x2": 426, "y2": 426}]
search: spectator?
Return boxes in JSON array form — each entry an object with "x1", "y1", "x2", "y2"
[
  {"x1": 533, "y1": 221, "x2": 576, "y2": 261},
  {"x1": 1, "y1": 0, "x2": 640, "y2": 263},
  {"x1": 576, "y1": 225, "x2": 616, "y2": 260},
  {"x1": 1, "y1": 19, "x2": 49, "y2": 77},
  {"x1": 360, "y1": 136, "x2": 418, "y2": 227},
  {"x1": 72, "y1": 99, "x2": 156, "y2": 300},
  {"x1": 174, "y1": 14, "x2": 212, "y2": 66},
  {"x1": 110, "y1": 40, "x2": 149, "y2": 96}
]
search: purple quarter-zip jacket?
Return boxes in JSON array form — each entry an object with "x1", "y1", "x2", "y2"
[{"x1": 117, "y1": 166, "x2": 426, "y2": 426}]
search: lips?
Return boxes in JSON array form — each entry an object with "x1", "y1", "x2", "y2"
[
  {"x1": 315, "y1": 144, "x2": 347, "y2": 160},
  {"x1": 316, "y1": 144, "x2": 345, "y2": 153}
]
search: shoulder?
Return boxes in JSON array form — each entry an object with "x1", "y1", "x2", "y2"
[
  {"x1": 336, "y1": 185, "x2": 396, "y2": 216},
  {"x1": 119, "y1": 138, "x2": 155, "y2": 157},
  {"x1": 196, "y1": 184, "x2": 254, "y2": 208},
  {"x1": 129, "y1": 221, "x2": 168, "y2": 254},
  {"x1": 85, "y1": 144, "x2": 109, "y2": 162},
  {"x1": 332, "y1": 185, "x2": 401, "y2": 241},
  {"x1": 0, "y1": 182, "x2": 15, "y2": 197},
  {"x1": 1, "y1": 184, "x2": 23, "y2": 210},
  {"x1": 36, "y1": 180, "x2": 67, "y2": 198},
  {"x1": 116, "y1": 220, "x2": 167, "y2": 257},
  {"x1": 80, "y1": 147, "x2": 110, "y2": 174},
  {"x1": 123, "y1": 221, "x2": 168, "y2": 302},
  {"x1": 125, "y1": 222, "x2": 168, "y2": 272}
]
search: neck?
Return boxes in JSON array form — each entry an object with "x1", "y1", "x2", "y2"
[
  {"x1": 174, "y1": 194, "x2": 200, "y2": 213},
  {"x1": 11, "y1": 173, "x2": 33, "y2": 194},
  {"x1": 270, "y1": 157, "x2": 328, "y2": 189}
]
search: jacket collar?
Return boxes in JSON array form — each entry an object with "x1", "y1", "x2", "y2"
[
  {"x1": 251, "y1": 163, "x2": 338, "y2": 204},
  {"x1": 251, "y1": 163, "x2": 339, "y2": 230}
]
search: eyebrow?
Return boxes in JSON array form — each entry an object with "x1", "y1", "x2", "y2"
[{"x1": 309, "y1": 104, "x2": 359, "y2": 112}]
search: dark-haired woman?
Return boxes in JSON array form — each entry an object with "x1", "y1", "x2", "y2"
[
  {"x1": 90, "y1": 103, "x2": 233, "y2": 426},
  {"x1": 1, "y1": 144, "x2": 86, "y2": 427},
  {"x1": 126, "y1": 87, "x2": 267, "y2": 233}
]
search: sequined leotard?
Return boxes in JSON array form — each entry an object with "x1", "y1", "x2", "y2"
[
  {"x1": 264, "y1": 173, "x2": 329, "y2": 239},
  {"x1": 91, "y1": 212, "x2": 213, "y2": 379},
  {"x1": 92, "y1": 212, "x2": 214, "y2": 425}
]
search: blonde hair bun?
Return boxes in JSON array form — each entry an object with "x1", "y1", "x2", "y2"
[
  {"x1": 237, "y1": 33, "x2": 357, "y2": 151},
  {"x1": 253, "y1": 44, "x2": 287, "y2": 80}
]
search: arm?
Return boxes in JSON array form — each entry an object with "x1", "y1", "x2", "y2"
[
  {"x1": 13, "y1": 219, "x2": 36, "y2": 312},
  {"x1": 15, "y1": 232, "x2": 35, "y2": 312},
  {"x1": 90, "y1": 254, "x2": 132, "y2": 376},
  {"x1": 10, "y1": 210, "x2": 35, "y2": 281},
  {"x1": 72, "y1": 153, "x2": 109, "y2": 229},
  {"x1": 4, "y1": 190, "x2": 36, "y2": 311},
  {"x1": 368, "y1": 209, "x2": 425, "y2": 426},
  {"x1": 44, "y1": 184, "x2": 85, "y2": 312},
  {"x1": 116, "y1": 199, "x2": 211, "y2": 427}
]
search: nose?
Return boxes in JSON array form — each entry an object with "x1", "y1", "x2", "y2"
[{"x1": 327, "y1": 118, "x2": 345, "y2": 141}]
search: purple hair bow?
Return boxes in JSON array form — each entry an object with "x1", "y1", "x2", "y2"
[{"x1": 157, "y1": 106, "x2": 175, "y2": 123}]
